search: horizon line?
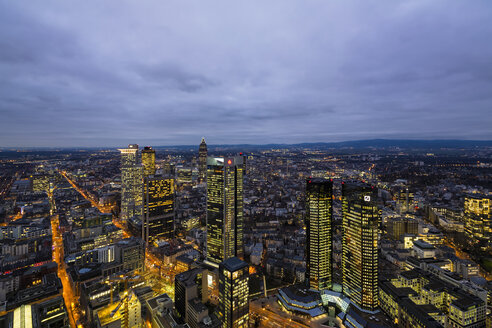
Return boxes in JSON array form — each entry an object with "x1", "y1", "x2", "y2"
[{"x1": 1, "y1": 138, "x2": 492, "y2": 150}]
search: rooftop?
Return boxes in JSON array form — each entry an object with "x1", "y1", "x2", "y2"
[
  {"x1": 220, "y1": 257, "x2": 248, "y2": 272},
  {"x1": 175, "y1": 268, "x2": 204, "y2": 287},
  {"x1": 413, "y1": 240, "x2": 436, "y2": 250}
]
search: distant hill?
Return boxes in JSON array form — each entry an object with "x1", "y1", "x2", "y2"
[
  {"x1": 157, "y1": 139, "x2": 492, "y2": 150},
  {"x1": 294, "y1": 139, "x2": 492, "y2": 149},
  {"x1": 1, "y1": 139, "x2": 491, "y2": 152}
]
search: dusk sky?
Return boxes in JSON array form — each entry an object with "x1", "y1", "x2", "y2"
[{"x1": 1, "y1": 1, "x2": 492, "y2": 147}]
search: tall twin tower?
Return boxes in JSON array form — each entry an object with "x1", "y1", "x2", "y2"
[
  {"x1": 306, "y1": 179, "x2": 381, "y2": 312},
  {"x1": 199, "y1": 137, "x2": 246, "y2": 266},
  {"x1": 201, "y1": 140, "x2": 249, "y2": 328},
  {"x1": 205, "y1": 156, "x2": 245, "y2": 267}
]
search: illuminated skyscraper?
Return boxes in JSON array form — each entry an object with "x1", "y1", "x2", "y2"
[
  {"x1": 120, "y1": 144, "x2": 139, "y2": 167},
  {"x1": 464, "y1": 195, "x2": 491, "y2": 245},
  {"x1": 306, "y1": 178, "x2": 333, "y2": 291},
  {"x1": 142, "y1": 146, "x2": 156, "y2": 177},
  {"x1": 218, "y1": 257, "x2": 249, "y2": 328},
  {"x1": 198, "y1": 138, "x2": 207, "y2": 183},
  {"x1": 119, "y1": 144, "x2": 144, "y2": 221},
  {"x1": 342, "y1": 181, "x2": 380, "y2": 312},
  {"x1": 143, "y1": 175, "x2": 175, "y2": 245},
  {"x1": 206, "y1": 156, "x2": 244, "y2": 266}
]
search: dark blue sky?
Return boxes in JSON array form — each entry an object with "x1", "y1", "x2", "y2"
[{"x1": 1, "y1": 1, "x2": 492, "y2": 147}]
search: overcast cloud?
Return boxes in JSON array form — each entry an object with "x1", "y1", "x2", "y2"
[{"x1": 1, "y1": 0, "x2": 491, "y2": 147}]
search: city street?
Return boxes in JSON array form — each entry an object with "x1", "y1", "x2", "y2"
[{"x1": 51, "y1": 215, "x2": 83, "y2": 328}]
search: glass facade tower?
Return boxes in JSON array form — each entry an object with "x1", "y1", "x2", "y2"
[
  {"x1": 143, "y1": 175, "x2": 175, "y2": 245},
  {"x1": 342, "y1": 181, "x2": 380, "y2": 312},
  {"x1": 119, "y1": 144, "x2": 144, "y2": 221},
  {"x1": 206, "y1": 156, "x2": 244, "y2": 266},
  {"x1": 306, "y1": 178, "x2": 333, "y2": 291},
  {"x1": 199, "y1": 138, "x2": 208, "y2": 183},
  {"x1": 141, "y1": 146, "x2": 156, "y2": 177},
  {"x1": 218, "y1": 257, "x2": 249, "y2": 328}
]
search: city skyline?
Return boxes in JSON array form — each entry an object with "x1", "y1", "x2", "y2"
[
  {"x1": 1, "y1": 1, "x2": 491, "y2": 327},
  {"x1": 0, "y1": 140, "x2": 490, "y2": 327},
  {"x1": 1, "y1": 1, "x2": 492, "y2": 147}
]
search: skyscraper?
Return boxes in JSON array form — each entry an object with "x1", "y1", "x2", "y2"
[
  {"x1": 198, "y1": 138, "x2": 207, "y2": 183},
  {"x1": 342, "y1": 181, "x2": 380, "y2": 312},
  {"x1": 119, "y1": 144, "x2": 144, "y2": 221},
  {"x1": 120, "y1": 144, "x2": 139, "y2": 167},
  {"x1": 206, "y1": 156, "x2": 244, "y2": 266},
  {"x1": 306, "y1": 178, "x2": 333, "y2": 291},
  {"x1": 218, "y1": 257, "x2": 249, "y2": 328},
  {"x1": 142, "y1": 175, "x2": 175, "y2": 245},
  {"x1": 142, "y1": 146, "x2": 156, "y2": 177}
]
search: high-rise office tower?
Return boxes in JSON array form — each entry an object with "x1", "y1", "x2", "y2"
[
  {"x1": 120, "y1": 144, "x2": 139, "y2": 167},
  {"x1": 198, "y1": 138, "x2": 207, "y2": 183},
  {"x1": 142, "y1": 146, "x2": 156, "y2": 177},
  {"x1": 306, "y1": 178, "x2": 333, "y2": 291},
  {"x1": 142, "y1": 175, "x2": 175, "y2": 245},
  {"x1": 206, "y1": 156, "x2": 244, "y2": 266},
  {"x1": 342, "y1": 181, "x2": 380, "y2": 312},
  {"x1": 119, "y1": 144, "x2": 144, "y2": 221},
  {"x1": 218, "y1": 257, "x2": 249, "y2": 328},
  {"x1": 464, "y1": 195, "x2": 491, "y2": 245},
  {"x1": 239, "y1": 152, "x2": 247, "y2": 176}
]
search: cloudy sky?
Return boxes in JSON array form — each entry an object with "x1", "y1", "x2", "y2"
[{"x1": 1, "y1": 1, "x2": 491, "y2": 147}]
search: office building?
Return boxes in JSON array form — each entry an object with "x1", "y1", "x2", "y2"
[
  {"x1": 120, "y1": 144, "x2": 139, "y2": 167},
  {"x1": 464, "y1": 195, "x2": 491, "y2": 245},
  {"x1": 342, "y1": 181, "x2": 380, "y2": 312},
  {"x1": 143, "y1": 176, "x2": 175, "y2": 245},
  {"x1": 145, "y1": 294, "x2": 175, "y2": 328},
  {"x1": 30, "y1": 173, "x2": 49, "y2": 193},
  {"x1": 96, "y1": 288, "x2": 142, "y2": 328},
  {"x1": 380, "y1": 268, "x2": 486, "y2": 328},
  {"x1": 198, "y1": 138, "x2": 207, "y2": 183},
  {"x1": 387, "y1": 217, "x2": 419, "y2": 241},
  {"x1": 396, "y1": 187, "x2": 414, "y2": 214},
  {"x1": 239, "y1": 152, "x2": 246, "y2": 176},
  {"x1": 176, "y1": 167, "x2": 193, "y2": 184},
  {"x1": 119, "y1": 144, "x2": 144, "y2": 221},
  {"x1": 206, "y1": 156, "x2": 244, "y2": 266},
  {"x1": 174, "y1": 268, "x2": 207, "y2": 325},
  {"x1": 8, "y1": 296, "x2": 69, "y2": 328},
  {"x1": 35, "y1": 296, "x2": 69, "y2": 328},
  {"x1": 306, "y1": 178, "x2": 333, "y2": 291},
  {"x1": 218, "y1": 257, "x2": 249, "y2": 328},
  {"x1": 117, "y1": 237, "x2": 145, "y2": 272},
  {"x1": 142, "y1": 146, "x2": 156, "y2": 177}
]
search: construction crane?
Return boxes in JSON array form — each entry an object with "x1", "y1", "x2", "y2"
[{"x1": 103, "y1": 274, "x2": 144, "y2": 328}]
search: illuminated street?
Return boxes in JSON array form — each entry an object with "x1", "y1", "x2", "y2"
[
  {"x1": 59, "y1": 170, "x2": 112, "y2": 214},
  {"x1": 51, "y1": 215, "x2": 83, "y2": 328}
]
